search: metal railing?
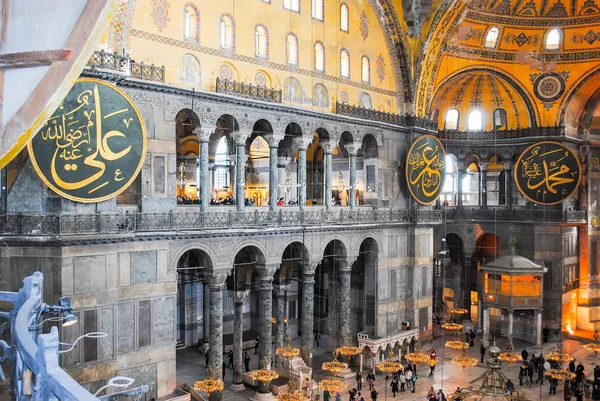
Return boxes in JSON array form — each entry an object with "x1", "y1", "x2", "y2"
[
  {"x1": 216, "y1": 78, "x2": 282, "y2": 103},
  {"x1": 0, "y1": 209, "x2": 441, "y2": 236},
  {"x1": 86, "y1": 50, "x2": 165, "y2": 83},
  {"x1": 438, "y1": 126, "x2": 566, "y2": 141},
  {"x1": 335, "y1": 102, "x2": 438, "y2": 130},
  {"x1": 441, "y1": 207, "x2": 586, "y2": 223}
]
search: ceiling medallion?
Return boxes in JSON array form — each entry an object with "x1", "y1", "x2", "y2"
[
  {"x1": 534, "y1": 73, "x2": 565, "y2": 103},
  {"x1": 151, "y1": 0, "x2": 170, "y2": 31}
]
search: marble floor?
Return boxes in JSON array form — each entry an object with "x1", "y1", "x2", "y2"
[{"x1": 176, "y1": 333, "x2": 598, "y2": 401}]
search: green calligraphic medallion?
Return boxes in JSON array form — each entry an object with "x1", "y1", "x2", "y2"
[
  {"x1": 29, "y1": 78, "x2": 146, "y2": 203},
  {"x1": 514, "y1": 141, "x2": 581, "y2": 206},
  {"x1": 406, "y1": 135, "x2": 446, "y2": 205}
]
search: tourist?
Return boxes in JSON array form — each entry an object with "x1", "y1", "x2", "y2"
[
  {"x1": 549, "y1": 377, "x2": 558, "y2": 395},
  {"x1": 536, "y1": 357, "x2": 545, "y2": 384},
  {"x1": 411, "y1": 369, "x2": 418, "y2": 393},
  {"x1": 390, "y1": 375, "x2": 399, "y2": 397},
  {"x1": 453, "y1": 387, "x2": 463, "y2": 401},
  {"x1": 324, "y1": 389, "x2": 331, "y2": 401},
  {"x1": 357, "y1": 392, "x2": 364, "y2": 401},
  {"x1": 349, "y1": 388, "x2": 357, "y2": 401},
  {"x1": 585, "y1": 385, "x2": 592, "y2": 401},
  {"x1": 506, "y1": 379, "x2": 515, "y2": 395},
  {"x1": 244, "y1": 353, "x2": 250, "y2": 372},
  {"x1": 430, "y1": 348, "x2": 437, "y2": 360},
  {"x1": 480, "y1": 344, "x2": 486, "y2": 363},
  {"x1": 222, "y1": 361, "x2": 227, "y2": 380},
  {"x1": 227, "y1": 350, "x2": 233, "y2": 368},
  {"x1": 570, "y1": 359, "x2": 577, "y2": 373},
  {"x1": 519, "y1": 363, "x2": 525, "y2": 386},
  {"x1": 367, "y1": 370, "x2": 375, "y2": 390},
  {"x1": 428, "y1": 357, "x2": 436, "y2": 376},
  {"x1": 576, "y1": 383, "x2": 585, "y2": 401},
  {"x1": 399, "y1": 371, "x2": 406, "y2": 392},
  {"x1": 336, "y1": 392, "x2": 342, "y2": 401},
  {"x1": 427, "y1": 386, "x2": 437, "y2": 401},
  {"x1": 438, "y1": 389, "x2": 446, "y2": 401},
  {"x1": 277, "y1": 197, "x2": 284, "y2": 206},
  {"x1": 522, "y1": 349, "x2": 529, "y2": 362},
  {"x1": 356, "y1": 371, "x2": 363, "y2": 391},
  {"x1": 405, "y1": 369, "x2": 413, "y2": 392},
  {"x1": 370, "y1": 388, "x2": 378, "y2": 401},
  {"x1": 528, "y1": 361, "x2": 534, "y2": 386}
]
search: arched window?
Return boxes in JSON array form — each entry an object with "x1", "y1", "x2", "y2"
[
  {"x1": 340, "y1": 3, "x2": 349, "y2": 32},
  {"x1": 312, "y1": 0, "x2": 324, "y2": 20},
  {"x1": 315, "y1": 41, "x2": 325, "y2": 72},
  {"x1": 546, "y1": 29, "x2": 560, "y2": 50},
  {"x1": 287, "y1": 33, "x2": 298, "y2": 65},
  {"x1": 468, "y1": 110, "x2": 483, "y2": 131},
  {"x1": 358, "y1": 92, "x2": 372, "y2": 109},
  {"x1": 284, "y1": 0, "x2": 300, "y2": 12},
  {"x1": 445, "y1": 109, "x2": 459, "y2": 130},
  {"x1": 184, "y1": 6, "x2": 198, "y2": 41},
  {"x1": 340, "y1": 49, "x2": 350, "y2": 78},
  {"x1": 220, "y1": 14, "x2": 234, "y2": 50},
  {"x1": 214, "y1": 137, "x2": 230, "y2": 190},
  {"x1": 493, "y1": 108, "x2": 507, "y2": 128},
  {"x1": 361, "y1": 56, "x2": 370, "y2": 83},
  {"x1": 484, "y1": 27, "x2": 500, "y2": 48},
  {"x1": 255, "y1": 25, "x2": 268, "y2": 58}
]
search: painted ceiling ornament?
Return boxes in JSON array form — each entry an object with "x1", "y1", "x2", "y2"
[
  {"x1": 360, "y1": 11, "x2": 369, "y2": 40},
  {"x1": 255, "y1": 71, "x2": 267, "y2": 87},
  {"x1": 405, "y1": 135, "x2": 446, "y2": 205},
  {"x1": 220, "y1": 64, "x2": 233, "y2": 80},
  {"x1": 534, "y1": 72, "x2": 566, "y2": 103},
  {"x1": 545, "y1": 0, "x2": 568, "y2": 17},
  {"x1": 514, "y1": 141, "x2": 581, "y2": 205},
  {"x1": 151, "y1": 0, "x2": 170, "y2": 31},
  {"x1": 376, "y1": 55, "x2": 386, "y2": 83},
  {"x1": 340, "y1": 90, "x2": 350, "y2": 104}
]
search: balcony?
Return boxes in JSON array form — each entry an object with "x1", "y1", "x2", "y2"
[
  {"x1": 86, "y1": 50, "x2": 165, "y2": 83},
  {"x1": 438, "y1": 126, "x2": 565, "y2": 141},
  {"x1": 441, "y1": 207, "x2": 586, "y2": 223},
  {"x1": 335, "y1": 102, "x2": 437, "y2": 130},
  {"x1": 0, "y1": 209, "x2": 441, "y2": 237},
  {"x1": 216, "y1": 78, "x2": 282, "y2": 103}
]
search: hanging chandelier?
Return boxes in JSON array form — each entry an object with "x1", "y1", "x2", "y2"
[
  {"x1": 193, "y1": 367, "x2": 225, "y2": 395},
  {"x1": 176, "y1": 162, "x2": 187, "y2": 191},
  {"x1": 451, "y1": 347, "x2": 478, "y2": 369},
  {"x1": 376, "y1": 351, "x2": 403, "y2": 374},
  {"x1": 322, "y1": 360, "x2": 349, "y2": 377},
  {"x1": 318, "y1": 378, "x2": 347, "y2": 393},
  {"x1": 249, "y1": 357, "x2": 280, "y2": 384},
  {"x1": 405, "y1": 341, "x2": 429, "y2": 365},
  {"x1": 445, "y1": 333, "x2": 469, "y2": 351},
  {"x1": 276, "y1": 379, "x2": 308, "y2": 401},
  {"x1": 449, "y1": 308, "x2": 469, "y2": 315},
  {"x1": 546, "y1": 341, "x2": 573, "y2": 364},
  {"x1": 277, "y1": 335, "x2": 300, "y2": 359},
  {"x1": 583, "y1": 331, "x2": 600, "y2": 354},
  {"x1": 336, "y1": 345, "x2": 362, "y2": 358},
  {"x1": 545, "y1": 368, "x2": 576, "y2": 382},
  {"x1": 498, "y1": 338, "x2": 523, "y2": 366},
  {"x1": 441, "y1": 322, "x2": 464, "y2": 331}
]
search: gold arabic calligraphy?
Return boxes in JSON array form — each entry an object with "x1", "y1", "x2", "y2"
[
  {"x1": 520, "y1": 148, "x2": 575, "y2": 196},
  {"x1": 408, "y1": 142, "x2": 445, "y2": 198}
]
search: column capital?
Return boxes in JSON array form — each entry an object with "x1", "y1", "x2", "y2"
[
  {"x1": 255, "y1": 264, "x2": 279, "y2": 279},
  {"x1": 194, "y1": 127, "x2": 214, "y2": 142},
  {"x1": 346, "y1": 144, "x2": 359, "y2": 156},
  {"x1": 457, "y1": 162, "x2": 466, "y2": 171},
  {"x1": 503, "y1": 162, "x2": 513, "y2": 170},
  {"x1": 264, "y1": 133, "x2": 285, "y2": 148},
  {"x1": 207, "y1": 270, "x2": 229, "y2": 288},
  {"x1": 294, "y1": 136, "x2": 314, "y2": 150},
  {"x1": 232, "y1": 130, "x2": 252, "y2": 145},
  {"x1": 479, "y1": 162, "x2": 488, "y2": 171},
  {"x1": 234, "y1": 290, "x2": 249, "y2": 303},
  {"x1": 321, "y1": 140, "x2": 335, "y2": 154},
  {"x1": 273, "y1": 285, "x2": 289, "y2": 297}
]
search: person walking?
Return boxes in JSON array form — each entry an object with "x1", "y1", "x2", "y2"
[
  {"x1": 576, "y1": 383, "x2": 585, "y2": 401},
  {"x1": 429, "y1": 357, "x2": 436, "y2": 376},
  {"x1": 357, "y1": 392, "x2": 365, "y2": 401},
  {"x1": 222, "y1": 361, "x2": 227, "y2": 380},
  {"x1": 536, "y1": 357, "x2": 545, "y2": 385},
  {"x1": 438, "y1": 389, "x2": 446, "y2": 401},
  {"x1": 336, "y1": 392, "x2": 342, "y2": 401},
  {"x1": 399, "y1": 371, "x2": 406, "y2": 392},
  {"x1": 370, "y1": 389, "x2": 378, "y2": 401},
  {"x1": 227, "y1": 350, "x2": 234, "y2": 369},
  {"x1": 390, "y1": 375, "x2": 399, "y2": 397},
  {"x1": 349, "y1": 388, "x2": 357, "y2": 401},
  {"x1": 356, "y1": 371, "x2": 363, "y2": 391},
  {"x1": 549, "y1": 378, "x2": 558, "y2": 395},
  {"x1": 569, "y1": 359, "x2": 577, "y2": 373},
  {"x1": 324, "y1": 390, "x2": 331, "y2": 401},
  {"x1": 480, "y1": 344, "x2": 486, "y2": 363},
  {"x1": 519, "y1": 363, "x2": 525, "y2": 386},
  {"x1": 244, "y1": 353, "x2": 251, "y2": 372},
  {"x1": 411, "y1": 370, "x2": 418, "y2": 393},
  {"x1": 405, "y1": 370, "x2": 413, "y2": 392},
  {"x1": 367, "y1": 370, "x2": 375, "y2": 390},
  {"x1": 427, "y1": 387, "x2": 437, "y2": 401},
  {"x1": 528, "y1": 362, "x2": 535, "y2": 387},
  {"x1": 522, "y1": 349, "x2": 529, "y2": 363}
]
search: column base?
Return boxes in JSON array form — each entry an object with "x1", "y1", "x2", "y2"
[
  {"x1": 336, "y1": 368, "x2": 355, "y2": 379},
  {"x1": 230, "y1": 383, "x2": 246, "y2": 392},
  {"x1": 252, "y1": 391, "x2": 276, "y2": 401}
]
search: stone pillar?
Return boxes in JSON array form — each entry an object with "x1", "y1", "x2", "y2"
[
  {"x1": 348, "y1": 145, "x2": 358, "y2": 210},
  {"x1": 232, "y1": 291, "x2": 247, "y2": 391},
  {"x1": 274, "y1": 285, "x2": 287, "y2": 366},
  {"x1": 322, "y1": 141, "x2": 334, "y2": 210},
  {"x1": 482, "y1": 306, "x2": 490, "y2": 346},
  {"x1": 295, "y1": 137, "x2": 312, "y2": 210},
  {"x1": 536, "y1": 310, "x2": 543, "y2": 346},
  {"x1": 256, "y1": 266, "x2": 276, "y2": 393},
  {"x1": 338, "y1": 262, "x2": 351, "y2": 345},
  {"x1": 301, "y1": 270, "x2": 315, "y2": 366},
  {"x1": 265, "y1": 134, "x2": 285, "y2": 212},
  {"x1": 480, "y1": 163, "x2": 487, "y2": 209},
  {"x1": 208, "y1": 271, "x2": 228, "y2": 394},
  {"x1": 457, "y1": 164, "x2": 465, "y2": 208},
  {"x1": 508, "y1": 310, "x2": 514, "y2": 339},
  {"x1": 203, "y1": 280, "x2": 211, "y2": 347},
  {"x1": 504, "y1": 163, "x2": 513, "y2": 210},
  {"x1": 195, "y1": 127, "x2": 212, "y2": 211},
  {"x1": 233, "y1": 131, "x2": 251, "y2": 213}
]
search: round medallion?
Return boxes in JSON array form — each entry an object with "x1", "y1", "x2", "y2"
[
  {"x1": 255, "y1": 71, "x2": 267, "y2": 87},
  {"x1": 514, "y1": 141, "x2": 581, "y2": 206},
  {"x1": 534, "y1": 73, "x2": 565, "y2": 102},
  {"x1": 406, "y1": 135, "x2": 446, "y2": 205},
  {"x1": 593, "y1": 216, "x2": 600, "y2": 228},
  {"x1": 29, "y1": 78, "x2": 147, "y2": 203},
  {"x1": 220, "y1": 64, "x2": 233, "y2": 80},
  {"x1": 340, "y1": 90, "x2": 350, "y2": 104},
  {"x1": 152, "y1": 2, "x2": 168, "y2": 20}
]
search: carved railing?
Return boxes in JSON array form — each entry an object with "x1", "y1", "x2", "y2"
[
  {"x1": 438, "y1": 126, "x2": 566, "y2": 141},
  {"x1": 0, "y1": 209, "x2": 441, "y2": 236},
  {"x1": 335, "y1": 103, "x2": 437, "y2": 130},
  {"x1": 216, "y1": 78, "x2": 282, "y2": 103},
  {"x1": 86, "y1": 50, "x2": 165, "y2": 83},
  {"x1": 441, "y1": 207, "x2": 586, "y2": 223}
]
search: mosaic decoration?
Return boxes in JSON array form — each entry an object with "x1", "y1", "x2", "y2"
[
  {"x1": 503, "y1": 32, "x2": 540, "y2": 46},
  {"x1": 545, "y1": 0, "x2": 568, "y2": 16},
  {"x1": 29, "y1": 79, "x2": 146, "y2": 203},
  {"x1": 313, "y1": 84, "x2": 330, "y2": 108},
  {"x1": 534, "y1": 72, "x2": 566, "y2": 102},
  {"x1": 220, "y1": 64, "x2": 233, "y2": 80},
  {"x1": 340, "y1": 90, "x2": 350, "y2": 104},
  {"x1": 580, "y1": 0, "x2": 600, "y2": 14},
  {"x1": 179, "y1": 54, "x2": 201, "y2": 85},
  {"x1": 151, "y1": 0, "x2": 170, "y2": 32},
  {"x1": 514, "y1": 141, "x2": 581, "y2": 205},
  {"x1": 360, "y1": 11, "x2": 369, "y2": 40},
  {"x1": 571, "y1": 30, "x2": 600, "y2": 45},
  {"x1": 255, "y1": 71, "x2": 267, "y2": 87},
  {"x1": 470, "y1": 75, "x2": 485, "y2": 107},
  {"x1": 450, "y1": 75, "x2": 475, "y2": 107},
  {"x1": 108, "y1": 0, "x2": 130, "y2": 52},
  {"x1": 465, "y1": 28, "x2": 484, "y2": 42},
  {"x1": 487, "y1": 75, "x2": 505, "y2": 107},
  {"x1": 406, "y1": 135, "x2": 446, "y2": 205},
  {"x1": 376, "y1": 54, "x2": 386, "y2": 83}
]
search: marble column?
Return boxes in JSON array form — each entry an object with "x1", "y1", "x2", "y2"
[
  {"x1": 322, "y1": 141, "x2": 334, "y2": 210},
  {"x1": 208, "y1": 271, "x2": 227, "y2": 394},
  {"x1": 203, "y1": 281, "x2": 211, "y2": 348},
  {"x1": 482, "y1": 307, "x2": 490, "y2": 346},
  {"x1": 504, "y1": 163, "x2": 513, "y2": 210},
  {"x1": 233, "y1": 131, "x2": 250, "y2": 214},
  {"x1": 273, "y1": 285, "x2": 286, "y2": 366},
  {"x1": 232, "y1": 291, "x2": 247, "y2": 391},
  {"x1": 480, "y1": 163, "x2": 488, "y2": 209},
  {"x1": 265, "y1": 134, "x2": 284, "y2": 212},
  {"x1": 295, "y1": 137, "x2": 312, "y2": 210},
  {"x1": 508, "y1": 310, "x2": 514, "y2": 339},
  {"x1": 195, "y1": 127, "x2": 212, "y2": 211},
  {"x1": 257, "y1": 268, "x2": 275, "y2": 393},
  {"x1": 348, "y1": 145, "x2": 358, "y2": 210},
  {"x1": 457, "y1": 165, "x2": 464, "y2": 208},
  {"x1": 301, "y1": 270, "x2": 315, "y2": 366},
  {"x1": 536, "y1": 310, "x2": 543, "y2": 346},
  {"x1": 338, "y1": 263, "x2": 351, "y2": 346}
]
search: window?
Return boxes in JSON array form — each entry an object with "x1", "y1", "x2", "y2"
[
  {"x1": 546, "y1": 29, "x2": 560, "y2": 50},
  {"x1": 284, "y1": 0, "x2": 300, "y2": 12},
  {"x1": 361, "y1": 56, "x2": 370, "y2": 83},
  {"x1": 340, "y1": 49, "x2": 350, "y2": 78},
  {"x1": 255, "y1": 25, "x2": 268, "y2": 57},
  {"x1": 286, "y1": 33, "x2": 298, "y2": 65},
  {"x1": 314, "y1": 41, "x2": 325, "y2": 71},
  {"x1": 493, "y1": 108, "x2": 507, "y2": 128},
  {"x1": 340, "y1": 3, "x2": 349, "y2": 32},
  {"x1": 445, "y1": 109, "x2": 459, "y2": 130},
  {"x1": 484, "y1": 27, "x2": 500, "y2": 48},
  {"x1": 312, "y1": 0, "x2": 324, "y2": 20},
  {"x1": 184, "y1": 6, "x2": 198, "y2": 41},
  {"x1": 468, "y1": 110, "x2": 483, "y2": 131},
  {"x1": 214, "y1": 137, "x2": 230, "y2": 190},
  {"x1": 220, "y1": 15, "x2": 234, "y2": 49}
]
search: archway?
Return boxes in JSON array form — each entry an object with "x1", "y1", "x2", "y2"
[
  {"x1": 445, "y1": 233, "x2": 465, "y2": 315},
  {"x1": 209, "y1": 115, "x2": 239, "y2": 205},
  {"x1": 351, "y1": 238, "x2": 378, "y2": 335},
  {"x1": 176, "y1": 109, "x2": 200, "y2": 204},
  {"x1": 476, "y1": 233, "x2": 503, "y2": 263},
  {"x1": 358, "y1": 134, "x2": 379, "y2": 204}
]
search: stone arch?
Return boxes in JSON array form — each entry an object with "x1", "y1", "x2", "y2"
[
  {"x1": 319, "y1": 235, "x2": 350, "y2": 260},
  {"x1": 359, "y1": 134, "x2": 379, "y2": 159},
  {"x1": 168, "y1": 240, "x2": 217, "y2": 274},
  {"x1": 229, "y1": 239, "x2": 269, "y2": 267}
]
